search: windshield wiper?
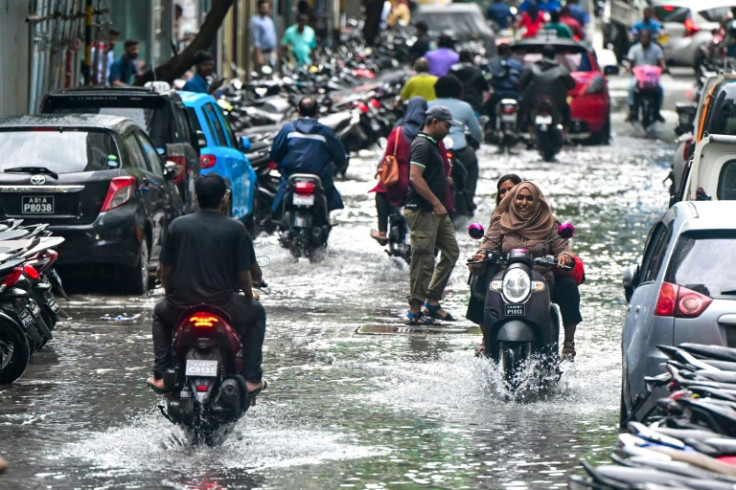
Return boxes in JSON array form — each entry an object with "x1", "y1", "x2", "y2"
[{"x1": 3, "y1": 166, "x2": 59, "y2": 180}]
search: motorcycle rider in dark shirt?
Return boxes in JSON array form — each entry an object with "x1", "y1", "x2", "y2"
[
  {"x1": 518, "y1": 44, "x2": 575, "y2": 136},
  {"x1": 450, "y1": 50, "x2": 490, "y2": 115},
  {"x1": 269, "y1": 96, "x2": 346, "y2": 225},
  {"x1": 147, "y1": 174, "x2": 266, "y2": 396},
  {"x1": 485, "y1": 42, "x2": 524, "y2": 128}
]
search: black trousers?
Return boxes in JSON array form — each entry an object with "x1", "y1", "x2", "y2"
[
  {"x1": 152, "y1": 294, "x2": 266, "y2": 381},
  {"x1": 455, "y1": 146, "x2": 479, "y2": 203},
  {"x1": 375, "y1": 192, "x2": 399, "y2": 233}
]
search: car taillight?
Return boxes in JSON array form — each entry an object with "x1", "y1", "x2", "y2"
[
  {"x1": 168, "y1": 155, "x2": 187, "y2": 182},
  {"x1": 294, "y1": 181, "x2": 315, "y2": 196},
  {"x1": 188, "y1": 313, "x2": 219, "y2": 328},
  {"x1": 654, "y1": 281, "x2": 712, "y2": 317},
  {"x1": 0, "y1": 267, "x2": 23, "y2": 292},
  {"x1": 684, "y1": 18, "x2": 699, "y2": 36},
  {"x1": 584, "y1": 75, "x2": 605, "y2": 94},
  {"x1": 23, "y1": 264, "x2": 40, "y2": 281},
  {"x1": 100, "y1": 176, "x2": 136, "y2": 212},
  {"x1": 200, "y1": 154, "x2": 216, "y2": 169}
]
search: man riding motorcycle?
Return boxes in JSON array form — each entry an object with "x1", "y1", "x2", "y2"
[
  {"x1": 486, "y1": 42, "x2": 524, "y2": 128},
  {"x1": 147, "y1": 174, "x2": 267, "y2": 396},
  {"x1": 624, "y1": 30, "x2": 666, "y2": 123},
  {"x1": 269, "y1": 96, "x2": 346, "y2": 225},
  {"x1": 518, "y1": 44, "x2": 575, "y2": 136}
]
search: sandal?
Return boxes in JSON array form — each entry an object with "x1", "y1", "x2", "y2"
[
  {"x1": 247, "y1": 379, "x2": 268, "y2": 397},
  {"x1": 370, "y1": 230, "x2": 388, "y2": 246},
  {"x1": 146, "y1": 376, "x2": 172, "y2": 394},
  {"x1": 475, "y1": 342, "x2": 486, "y2": 357},
  {"x1": 562, "y1": 341, "x2": 576, "y2": 360},
  {"x1": 422, "y1": 302, "x2": 456, "y2": 322},
  {"x1": 405, "y1": 310, "x2": 434, "y2": 325}
]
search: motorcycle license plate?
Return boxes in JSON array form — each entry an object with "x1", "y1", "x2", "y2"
[
  {"x1": 501, "y1": 114, "x2": 516, "y2": 122},
  {"x1": 185, "y1": 359, "x2": 218, "y2": 377},
  {"x1": 46, "y1": 297, "x2": 60, "y2": 313},
  {"x1": 505, "y1": 304, "x2": 525, "y2": 316},
  {"x1": 29, "y1": 299, "x2": 41, "y2": 317},
  {"x1": 19, "y1": 309, "x2": 34, "y2": 328},
  {"x1": 292, "y1": 193, "x2": 315, "y2": 206},
  {"x1": 534, "y1": 115, "x2": 553, "y2": 125},
  {"x1": 22, "y1": 196, "x2": 54, "y2": 214}
]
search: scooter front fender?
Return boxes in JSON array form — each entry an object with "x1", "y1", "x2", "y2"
[{"x1": 496, "y1": 320, "x2": 536, "y2": 342}]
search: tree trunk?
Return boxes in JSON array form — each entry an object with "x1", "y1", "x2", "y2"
[
  {"x1": 134, "y1": 0, "x2": 234, "y2": 86},
  {"x1": 363, "y1": 0, "x2": 383, "y2": 46}
]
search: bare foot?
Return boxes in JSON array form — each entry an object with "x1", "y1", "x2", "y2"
[
  {"x1": 0, "y1": 455, "x2": 7, "y2": 473},
  {"x1": 146, "y1": 376, "x2": 166, "y2": 391}
]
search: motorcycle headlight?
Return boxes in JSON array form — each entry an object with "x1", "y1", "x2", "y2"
[{"x1": 502, "y1": 268, "x2": 531, "y2": 303}]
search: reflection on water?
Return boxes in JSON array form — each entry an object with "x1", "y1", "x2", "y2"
[{"x1": 0, "y1": 134, "x2": 671, "y2": 488}]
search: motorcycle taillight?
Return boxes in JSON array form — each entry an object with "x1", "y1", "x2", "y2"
[
  {"x1": 294, "y1": 181, "x2": 315, "y2": 196},
  {"x1": 23, "y1": 264, "x2": 40, "y2": 281},
  {"x1": 502, "y1": 105, "x2": 516, "y2": 114},
  {"x1": 188, "y1": 313, "x2": 219, "y2": 328},
  {"x1": 0, "y1": 267, "x2": 23, "y2": 292}
]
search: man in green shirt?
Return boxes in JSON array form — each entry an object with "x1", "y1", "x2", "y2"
[
  {"x1": 542, "y1": 10, "x2": 573, "y2": 39},
  {"x1": 281, "y1": 14, "x2": 316, "y2": 66},
  {"x1": 400, "y1": 58, "x2": 438, "y2": 102}
]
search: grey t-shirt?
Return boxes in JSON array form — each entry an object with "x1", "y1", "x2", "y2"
[
  {"x1": 160, "y1": 210, "x2": 254, "y2": 306},
  {"x1": 627, "y1": 43, "x2": 664, "y2": 67}
]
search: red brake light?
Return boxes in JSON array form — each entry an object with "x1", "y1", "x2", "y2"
[
  {"x1": 167, "y1": 155, "x2": 187, "y2": 182},
  {"x1": 684, "y1": 18, "x2": 699, "y2": 36},
  {"x1": 294, "y1": 181, "x2": 315, "y2": 196},
  {"x1": 188, "y1": 313, "x2": 219, "y2": 328},
  {"x1": 23, "y1": 264, "x2": 40, "y2": 281},
  {"x1": 199, "y1": 154, "x2": 216, "y2": 169},
  {"x1": 355, "y1": 101, "x2": 369, "y2": 113},
  {"x1": 197, "y1": 385, "x2": 208, "y2": 392},
  {"x1": 1, "y1": 267, "x2": 23, "y2": 289},
  {"x1": 502, "y1": 105, "x2": 516, "y2": 114},
  {"x1": 370, "y1": 98, "x2": 381, "y2": 109},
  {"x1": 663, "y1": 5, "x2": 674, "y2": 11},
  {"x1": 100, "y1": 176, "x2": 136, "y2": 212},
  {"x1": 654, "y1": 282, "x2": 712, "y2": 317},
  {"x1": 267, "y1": 161, "x2": 278, "y2": 170}
]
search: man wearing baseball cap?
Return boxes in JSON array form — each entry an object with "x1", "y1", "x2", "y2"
[
  {"x1": 147, "y1": 173, "x2": 267, "y2": 398},
  {"x1": 403, "y1": 105, "x2": 460, "y2": 325}
]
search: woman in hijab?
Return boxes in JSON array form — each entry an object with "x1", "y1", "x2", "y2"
[
  {"x1": 468, "y1": 182, "x2": 582, "y2": 358},
  {"x1": 370, "y1": 96, "x2": 428, "y2": 243}
]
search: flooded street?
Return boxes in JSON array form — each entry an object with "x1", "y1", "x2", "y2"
[{"x1": 0, "y1": 100, "x2": 679, "y2": 488}]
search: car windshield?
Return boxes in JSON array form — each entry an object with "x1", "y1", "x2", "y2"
[
  {"x1": 0, "y1": 129, "x2": 120, "y2": 174},
  {"x1": 414, "y1": 10, "x2": 490, "y2": 38},
  {"x1": 665, "y1": 231, "x2": 736, "y2": 299},
  {"x1": 653, "y1": 5, "x2": 690, "y2": 23},
  {"x1": 519, "y1": 52, "x2": 591, "y2": 73}
]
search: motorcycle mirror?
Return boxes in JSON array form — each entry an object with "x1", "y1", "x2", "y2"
[
  {"x1": 261, "y1": 65, "x2": 273, "y2": 76},
  {"x1": 557, "y1": 222, "x2": 574, "y2": 239},
  {"x1": 468, "y1": 223, "x2": 485, "y2": 240},
  {"x1": 443, "y1": 136, "x2": 454, "y2": 150}
]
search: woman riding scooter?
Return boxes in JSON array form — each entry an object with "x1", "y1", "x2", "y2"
[{"x1": 468, "y1": 182, "x2": 582, "y2": 359}]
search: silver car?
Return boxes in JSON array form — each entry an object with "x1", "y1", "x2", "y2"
[
  {"x1": 620, "y1": 201, "x2": 736, "y2": 424},
  {"x1": 651, "y1": 0, "x2": 734, "y2": 69}
]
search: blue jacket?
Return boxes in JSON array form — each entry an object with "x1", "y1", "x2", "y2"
[{"x1": 269, "y1": 117, "x2": 346, "y2": 212}]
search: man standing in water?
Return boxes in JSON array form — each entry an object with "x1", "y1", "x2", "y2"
[{"x1": 404, "y1": 106, "x2": 460, "y2": 325}]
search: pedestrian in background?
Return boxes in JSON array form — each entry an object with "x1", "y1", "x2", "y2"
[
  {"x1": 182, "y1": 50, "x2": 223, "y2": 94},
  {"x1": 404, "y1": 105, "x2": 460, "y2": 325},
  {"x1": 425, "y1": 34, "x2": 459, "y2": 77},
  {"x1": 91, "y1": 28, "x2": 118, "y2": 85},
  {"x1": 565, "y1": 0, "x2": 589, "y2": 27},
  {"x1": 108, "y1": 39, "x2": 140, "y2": 86},
  {"x1": 519, "y1": 3, "x2": 545, "y2": 38},
  {"x1": 388, "y1": 0, "x2": 411, "y2": 27},
  {"x1": 250, "y1": 0, "x2": 278, "y2": 71},
  {"x1": 400, "y1": 57, "x2": 438, "y2": 101},
  {"x1": 281, "y1": 14, "x2": 316, "y2": 67}
]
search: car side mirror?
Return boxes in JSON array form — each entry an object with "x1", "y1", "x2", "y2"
[
  {"x1": 468, "y1": 223, "x2": 485, "y2": 240},
  {"x1": 196, "y1": 129, "x2": 207, "y2": 148},
  {"x1": 164, "y1": 160, "x2": 180, "y2": 180},
  {"x1": 604, "y1": 65, "x2": 619, "y2": 76},
  {"x1": 623, "y1": 264, "x2": 640, "y2": 302},
  {"x1": 557, "y1": 222, "x2": 575, "y2": 239},
  {"x1": 240, "y1": 135, "x2": 251, "y2": 152}
]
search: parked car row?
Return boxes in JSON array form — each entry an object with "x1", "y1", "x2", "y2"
[{"x1": 0, "y1": 84, "x2": 257, "y2": 294}]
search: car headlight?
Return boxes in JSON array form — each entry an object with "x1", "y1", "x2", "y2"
[{"x1": 502, "y1": 268, "x2": 531, "y2": 303}]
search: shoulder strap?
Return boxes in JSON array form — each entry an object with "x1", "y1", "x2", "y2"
[{"x1": 393, "y1": 127, "x2": 401, "y2": 156}]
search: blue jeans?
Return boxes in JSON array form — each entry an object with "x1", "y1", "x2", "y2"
[{"x1": 628, "y1": 77, "x2": 663, "y2": 112}]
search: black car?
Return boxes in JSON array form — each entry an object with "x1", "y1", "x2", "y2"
[
  {"x1": 0, "y1": 114, "x2": 184, "y2": 294},
  {"x1": 40, "y1": 86, "x2": 200, "y2": 213}
]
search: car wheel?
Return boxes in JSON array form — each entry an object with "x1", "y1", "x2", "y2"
[{"x1": 123, "y1": 239, "x2": 150, "y2": 295}]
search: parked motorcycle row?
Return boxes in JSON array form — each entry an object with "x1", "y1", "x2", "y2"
[
  {"x1": 0, "y1": 219, "x2": 66, "y2": 384},
  {"x1": 571, "y1": 343, "x2": 736, "y2": 489}
]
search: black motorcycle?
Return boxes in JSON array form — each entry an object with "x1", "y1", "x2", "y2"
[
  {"x1": 443, "y1": 138, "x2": 474, "y2": 218},
  {"x1": 386, "y1": 210, "x2": 411, "y2": 264},
  {"x1": 467, "y1": 222, "x2": 575, "y2": 392},
  {"x1": 278, "y1": 174, "x2": 331, "y2": 259},
  {"x1": 493, "y1": 98, "x2": 520, "y2": 154},
  {"x1": 159, "y1": 305, "x2": 252, "y2": 446},
  {"x1": 530, "y1": 98, "x2": 564, "y2": 162}
]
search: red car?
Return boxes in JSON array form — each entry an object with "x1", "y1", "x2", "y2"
[{"x1": 511, "y1": 38, "x2": 619, "y2": 144}]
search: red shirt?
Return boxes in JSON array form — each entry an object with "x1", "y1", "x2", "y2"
[{"x1": 519, "y1": 12, "x2": 545, "y2": 38}]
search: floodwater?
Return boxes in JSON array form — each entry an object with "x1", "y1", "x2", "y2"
[{"x1": 0, "y1": 112, "x2": 676, "y2": 488}]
